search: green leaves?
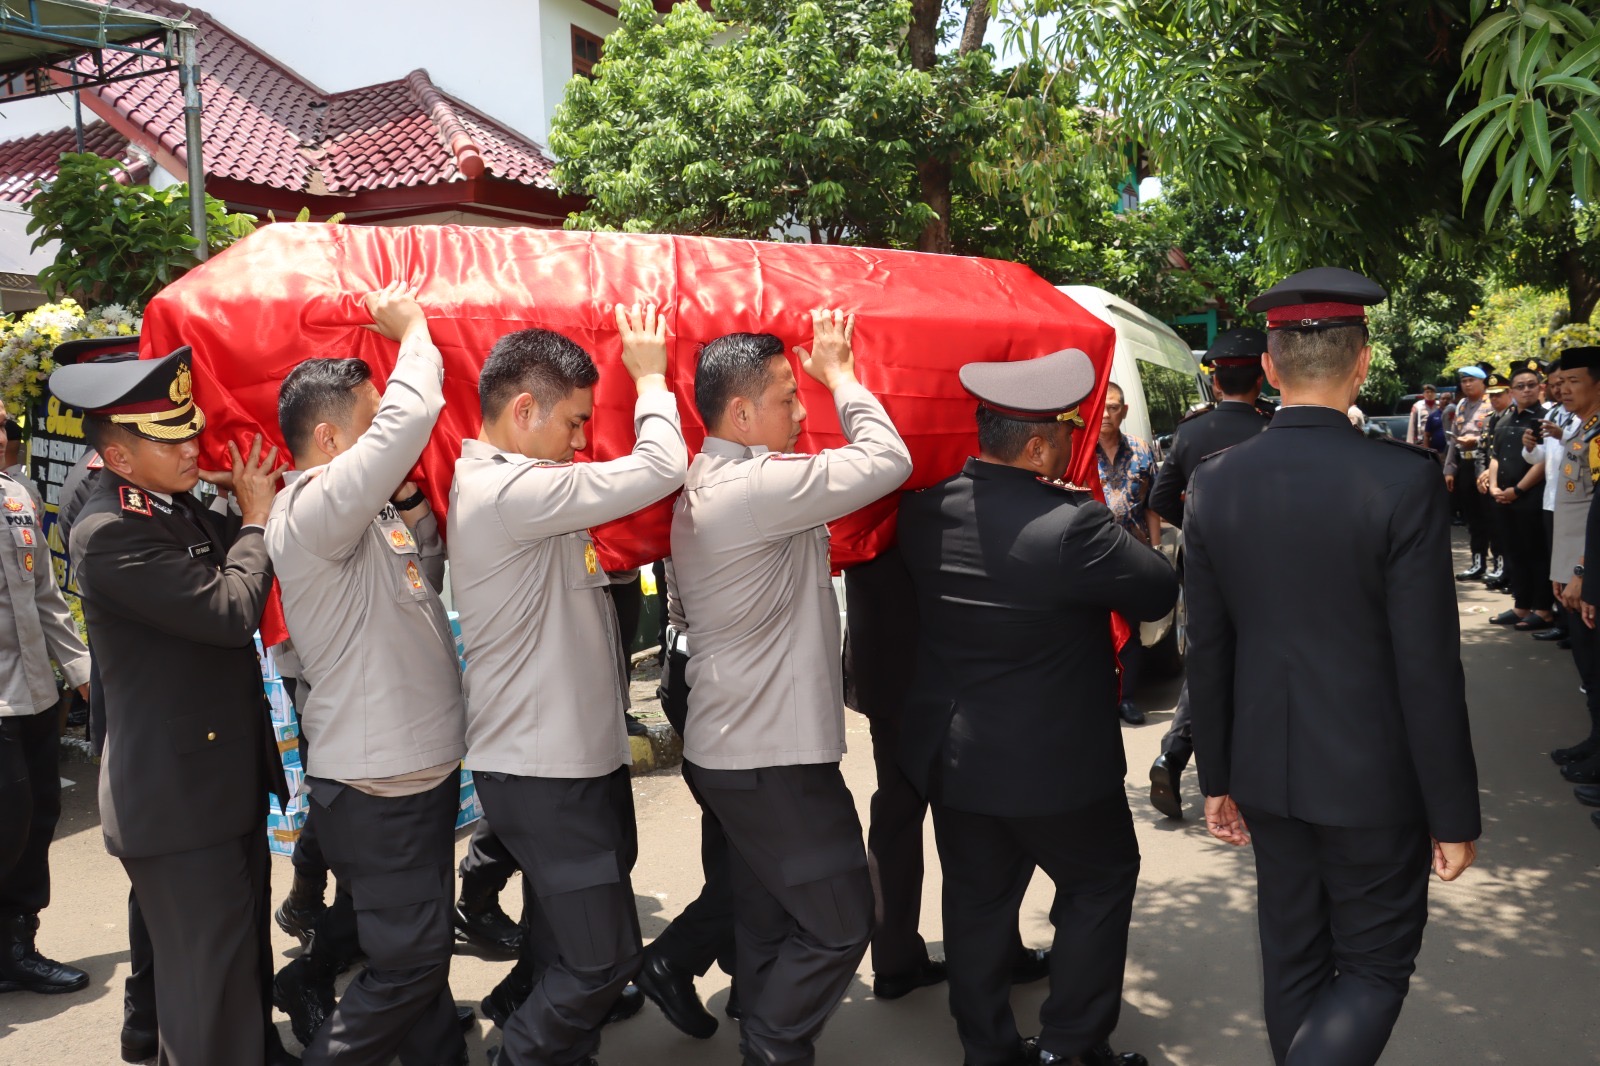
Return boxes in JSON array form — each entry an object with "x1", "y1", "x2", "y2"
[{"x1": 1449, "y1": 4, "x2": 1600, "y2": 230}]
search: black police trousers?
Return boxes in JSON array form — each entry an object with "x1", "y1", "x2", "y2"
[{"x1": 0, "y1": 708, "x2": 64, "y2": 920}]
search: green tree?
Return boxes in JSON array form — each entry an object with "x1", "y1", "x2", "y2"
[
  {"x1": 1443, "y1": 282, "x2": 1566, "y2": 371},
  {"x1": 1368, "y1": 261, "x2": 1486, "y2": 386},
  {"x1": 1445, "y1": 1, "x2": 1600, "y2": 225},
  {"x1": 27, "y1": 152, "x2": 256, "y2": 308}
]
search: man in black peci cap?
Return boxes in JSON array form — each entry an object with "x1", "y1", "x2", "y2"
[
  {"x1": 898, "y1": 349, "x2": 1177, "y2": 1066},
  {"x1": 49, "y1": 348, "x2": 296, "y2": 1066},
  {"x1": 1187, "y1": 267, "x2": 1480, "y2": 1066},
  {"x1": 1145, "y1": 327, "x2": 1271, "y2": 818}
]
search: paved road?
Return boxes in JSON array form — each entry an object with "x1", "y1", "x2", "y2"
[{"x1": 2, "y1": 534, "x2": 1597, "y2": 1064}]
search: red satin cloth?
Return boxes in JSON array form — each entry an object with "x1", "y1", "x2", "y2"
[{"x1": 140, "y1": 224, "x2": 1118, "y2": 644}]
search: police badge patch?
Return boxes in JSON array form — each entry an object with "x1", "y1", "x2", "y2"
[{"x1": 119, "y1": 485, "x2": 153, "y2": 516}]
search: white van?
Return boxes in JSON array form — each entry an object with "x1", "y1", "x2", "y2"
[{"x1": 1060, "y1": 285, "x2": 1208, "y2": 678}]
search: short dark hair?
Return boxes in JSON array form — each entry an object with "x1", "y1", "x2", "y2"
[
  {"x1": 1266, "y1": 325, "x2": 1368, "y2": 385},
  {"x1": 479, "y1": 329, "x2": 599, "y2": 420},
  {"x1": 695, "y1": 333, "x2": 785, "y2": 427},
  {"x1": 278, "y1": 358, "x2": 374, "y2": 457},
  {"x1": 975, "y1": 404, "x2": 1061, "y2": 462},
  {"x1": 85, "y1": 415, "x2": 134, "y2": 454},
  {"x1": 1422, "y1": 383, "x2": 1436, "y2": 393},
  {"x1": 1105, "y1": 381, "x2": 1125, "y2": 405},
  {"x1": 1212, "y1": 363, "x2": 1264, "y2": 397}
]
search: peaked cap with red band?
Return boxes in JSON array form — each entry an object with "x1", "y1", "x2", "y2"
[
  {"x1": 959, "y1": 348, "x2": 1097, "y2": 426},
  {"x1": 47, "y1": 346, "x2": 207, "y2": 443},
  {"x1": 1246, "y1": 266, "x2": 1387, "y2": 332}
]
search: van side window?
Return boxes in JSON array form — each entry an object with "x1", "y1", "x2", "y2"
[{"x1": 1138, "y1": 361, "x2": 1203, "y2": 439}]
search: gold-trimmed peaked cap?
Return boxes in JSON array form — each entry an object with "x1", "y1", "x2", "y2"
[
  {"x1": 959, "y1": 349, "x2": 1097, "y2": 428},
  {"x1": 48, "y1": 345, "x2": 206, "y2": 442}
]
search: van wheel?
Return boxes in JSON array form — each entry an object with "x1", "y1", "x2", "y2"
[{"x1": 1149, "y1": 582, "x2": 1185, "y2": 678}]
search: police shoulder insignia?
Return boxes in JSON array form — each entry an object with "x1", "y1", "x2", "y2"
[
  {"x1": 2, "y1": 496, "x2": 23, "y2": 513},
  {"x1": 119, "y1": 485, "x2": 153, "y2": 516}
]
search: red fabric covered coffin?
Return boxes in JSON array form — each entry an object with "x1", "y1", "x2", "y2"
[{"x1": 141, "y1": 223, "x2": 1115, "y2": 573}]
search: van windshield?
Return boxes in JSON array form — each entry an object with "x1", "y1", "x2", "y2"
[{"x1": 1139, "y1": 360, "x2": 1204, "y2": 438}]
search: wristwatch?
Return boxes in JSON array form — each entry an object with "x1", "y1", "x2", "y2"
[
  {"x1": 391, "y1": 488, "x2": 427, "y2": 511},
  {"x1": 1575, "y1": 564, "x2": 1586, "y2": 578}
]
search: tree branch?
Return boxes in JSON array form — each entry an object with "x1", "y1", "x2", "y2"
[{"x1": 960, "y1": 0, "x2": 991, "y2": 55}]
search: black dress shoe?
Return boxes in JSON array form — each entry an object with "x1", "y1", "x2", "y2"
[
  {"x1": 1532, "y1": 625, "x2": 1569, "y2": 641},
  {"x1": 872, "y1": 956, "x2": 947, "y2": 1000},
  {"x1": 452, "y1": 893, "x2": 523, "y2": 959},
  {"x1": 606, "y1": 984, "x2": 645, "y2": 1026},
  {"x1": 1078, "y1": 1043, "x2": 1149, "y2": 1066},
  {"x1": 1148, "y1": 753, "x2": 1186, "y2": 819},
  {"x1": 626, "y1": 711, "x2": 649, "y2": 737},
  {"x1": 725, "y1": 983, "x2": 743, "y2": 1020},
  {"x1": 274, "y1": 872, "x2": 327, "y2": 947},
  {"x1": 1574, "y1": 784, "x2": 1600, "y2": 807},
  {"x1": 1011, "y1": 947, "x2": 1050, "y2": 985},
  {"x1": 1562, "y1": 753, "x2": 1600, "y2": 783},
  {"x1": 635, "y1": 952, "x2": 718, "y2": 1037},
  {"x1": 1552, "y1": 737, "x2": 1600, "y2": 765},
  {"x1": 456, "y1": 1005, "x2": 475, "y2": 1032},
  {"x1": 272, "y1": 956, "x2": 335, "y2": 1048},
  {"x1": 121, "y1": 1026, "x2": 158, "y2": 1063},
  {"x1": 1117, "y1": 700, "x2": 1145, "y2": 725},
  {"x1": 1489, "y1": 609, "x2": 1521, "y2": 625},
  {"x1": 1455, "y1": 554, "x2": 1486, "y2": 581},
  {"x1": 1559, "y1": 637, "x2": 1574, "y2": 649},
  {"x1": 0, "y1": 915, "x2": 89, "y2": 994}
]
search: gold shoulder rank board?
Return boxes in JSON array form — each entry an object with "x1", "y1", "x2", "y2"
[{"x1": 119, "y1": 485, "x2": 152, "y2": 516}]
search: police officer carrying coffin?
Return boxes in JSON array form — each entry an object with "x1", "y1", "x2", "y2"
[
  {"x1": 450, "y1": 302, "x2": 686, "y2": 1065},
  {"x1": 1186, "y1": 267, "x2": 1480, "y2": 1066},
  {"x1": 265, "y1": 283, "x2": 468, "y2": 1066},
  {"x1": 1145, "y1": 328, "x2": 1270, "y2": 819},
  {"x1": 897, "y1": 350, "x2": 1177, "y2": 1066},
  {"x1": 0, "y1": 408, "x2": 92, "y2": 999},
  {"x1": 51, "y1": 347, "x2": 295, "y2": 1066},
  {"x1": 671, "y1": 310, "x2": 912, "y2": 1066}
]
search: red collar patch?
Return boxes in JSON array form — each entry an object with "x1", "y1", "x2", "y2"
[{"x1": 119, "y1": 485, "x2": 153, "y2": 516}]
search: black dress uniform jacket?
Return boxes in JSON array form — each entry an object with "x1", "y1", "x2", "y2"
[
  {"x1": 1184, "y1": 406, "x2": 1480, "y2": 842},
  {"x1": 71, "y1": 473, "x2": 288, "y2": 859},
  {"x1": 1148, "y1": 400, "x2": 1271, "y2": 528},
  {"x1": 897, "y1": 459, "x2": 1178, "y2": 817}
]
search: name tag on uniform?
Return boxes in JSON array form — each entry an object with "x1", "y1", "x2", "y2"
[{"x1": 187, "y1": 542, "x2": 214, "y2": 559}]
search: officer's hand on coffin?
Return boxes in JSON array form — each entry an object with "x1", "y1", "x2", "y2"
[
  {"x1": 363, "y1": 280, "x2": 427, "y2": 344},
  {"x1": 796, "y1": 308, "x2": 856, "y2": 391},
  {"x1": 230, "y1": 434, "x2": 288, "y2": 527},
  {"x1": 615, "y1": 302, "x2": 668, "y2": 389}
]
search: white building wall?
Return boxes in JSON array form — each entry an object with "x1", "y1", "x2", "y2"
[{"x1": 0, "y1": 0, "x2": 620, "y2": 148}]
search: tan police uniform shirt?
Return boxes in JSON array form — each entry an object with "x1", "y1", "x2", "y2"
[
  {"x1": 1443, "y1": 396, "x2": 1490, "y2": 478},
  {"x1": 449, "y1": 389, "x2": 686, "y2": 779},
  {"x1": 0, "y1": 470, "x2": 90, "y2": 715},
  {"x1": 1552, "y1": 409, "x2": 1600, "y2": 580},
  {"x1": 264, "y1": 333, "x2": 465, "y2": 785},
  {"x1": 669, "y1": 380, "x2": 912, "y2": 770}
]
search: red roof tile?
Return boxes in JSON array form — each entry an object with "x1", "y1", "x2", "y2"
[
  {"x1": 0, "y1": 122, "x2": 142, "y2": 203},
  {"x1": 2, "y1": 0, "x2": 558, "y2": 201}
]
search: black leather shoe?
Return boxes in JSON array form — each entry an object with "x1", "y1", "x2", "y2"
[
  {"x1": 1559, "y1": 638, "x2": 1574, "y2": 649},
  {"x1": 872, "y1": 956, "x2": 947, "y2": 1000},
  {"x1": 274, "y1": 872, "x2": 327, "y2": 947},
  {"x1": 272, "y1": 956, "x2": 335, "y2": 1048},
  {"x1": 1483, "y1": 558, "x2": 1506, "y2": 586},
  {"x1": 1532, "y1": 626, "x2": 1569, "y2": 641},
  {"x1": 1149, "y1": 752, "x2": 1186, "y2": 819},
  {"x1": 1574, "y1": 784, "x2": 1600, "y2": 807},
  {"x1": 1070, "y1": 1043, "x2": 1149, "y2": 1066},
  {"x1": 0, "y1": 914, "x2": 89, "y2": 994},
  {"x1": 1011, "y1": 947, "x2": 1050, "y2": 985},
  {"x1": 606, "y1": 984, "x2": 645, "y2": 1026},
  {"x1": 1455, "y1": 554, "x2": 1486, "y2": 581},
  {"x1": 635, "y1": 952, "x2": 718, "y2": 1038},
  {"x1": 1562, "y1": 753, "x2": 1600, "y2": 783},
  {"x1": 453, "y1": 885, "x2": 523, "y2": 959},
  {"x1": 1488, "y1": 609, "x2": 1520, "y2": 625},
  {"x1": 626, "y1": 712, "x2": 649, "y2": 737},
  {"x1": 725, "y1": 982, "x2": 743, "y2": 1020},
  {"x1": 1552, "y1": 737, "x2": 1600, "y2": 765},
  {"x1": 1118, "y1": 701, "x2": 1145, "y2": 725},
  {"x1": 456, "y1": 1005, "x2": 475, "y2": 1032},
  {"x1": 120, "y1": 1027, "x2": 158, "y2": 1063}
]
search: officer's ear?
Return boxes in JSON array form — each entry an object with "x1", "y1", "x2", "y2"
[
  {"x1": 311, "y1": 420, "x2": 341, "y2": 460},
  {"x1": 1261, "y1": 350, "x2": 1284, "y2": 392},
  {"x1": 511, "y1": 393, "x2": 539, "y2": 429}
]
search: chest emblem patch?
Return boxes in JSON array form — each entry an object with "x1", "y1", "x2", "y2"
[
  {"x1": 390, "y1": 529, "x2": 413, "y2": 549},
  {"x1": 22, "y1": 551, "x2": 33, "y2": 572},
  {"x1": 405, "y1": 560, "x2": 425, "y2": 591},
  {"x1": 584, "y1": 542, "x2": 598, "y2": 576},
  {"x1": 19, "y1": 528, "x2": 32, "y2": 547},
  {"x1": 2, "y1": 497, "x2": 22, "y2": 513}
]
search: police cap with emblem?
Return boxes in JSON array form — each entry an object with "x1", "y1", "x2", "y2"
[
  {"x1": 1508, "y1": 357, "x2": 1547, "y2": 378},
  {"x1": 1246, "y1": 267, "x2": 1387, "y2": 331},
  {"x1": 47, "y1": 344, "x2": 205, "y2": 443},
  {"x1": 1484, "y1": 371, "x2": 1509, "y2": 394},
  {"x1": 1200, "y1": 327, "x2": 1268, "y2": 368},
  {"x1": 959, "y1": 348, "x2": 1097, "y2": 428}
]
